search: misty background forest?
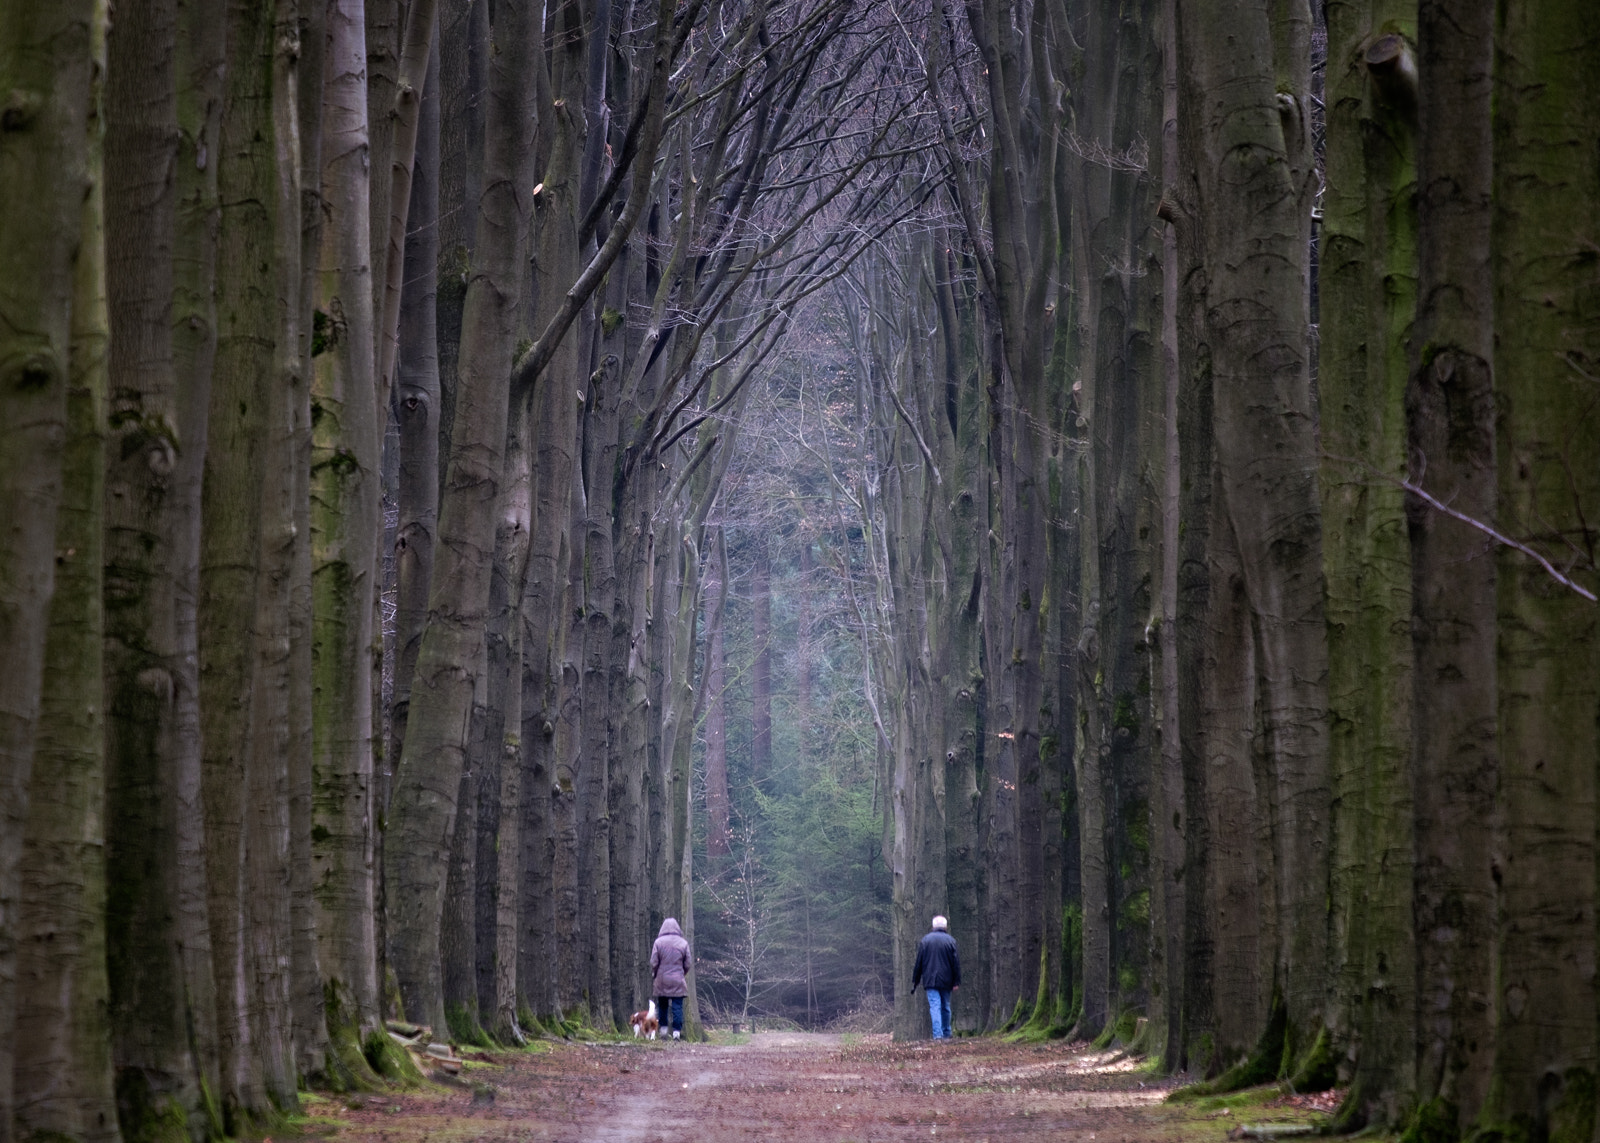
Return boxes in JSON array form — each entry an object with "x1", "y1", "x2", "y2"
[{"x1": 1, "y1": 0, "x2": 1596, "y2": 1140}]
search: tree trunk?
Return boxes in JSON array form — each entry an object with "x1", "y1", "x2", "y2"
[
  {"x1": 517, "y1": 19, "x2": 584, "y2": 1021},
  {"x1": 201, "y1": 0, "x2": 304, "y2": 1121},
  {"x1": 705, "y1": 551, "x2": 731, "y2": 857},
  {"x1": 392, "y1": 30, "x2": 442, "y2": 817},
  {"x1": 1148, "y1": 0, "x2": 1186, "y2": 1072},
  {"x1": 935, "y1": 252, "x2": 988, "y2": 1035},
  {"x1": 1318, "y1": 0, "x2": 1417, "y2": 1123},
  {"x1": 1180, "y1": 0, "x2": 1330, "y2": 1067},
  {"x1": 961, "y1": 0, "x2": 1061, "y2": 1030},
  {"x1": 1487, "y1": 0, "x2": 1600, "y2": 1134},
  {"x1": 364, "y1": 0, "x2": 399, "y2": 374},
  {"x1": 574, "y1": 371, "x2": 615, "y2": 1027},
  {"x1": 245, "y1": 0, "x2": 304, "y2": 1112},
  {"x1": 1170, "y1": 42, "x2": 1218, "y2": 1071},
  {"x1": 102, "y1": 0, "x2": 227, "y2": 1131},
  {"x1": 442, "y1": 647, "x2": 486, "y2": 1038},
  {"x1": 385, "y1": 0, "x2": 533, "y2": 1032},
  {"x1": 477, "y1": 387, "x2": 531, "y2": 1044},
  {"x1": 14, "y1": 19, "x2": 118, "y2": 1132},
  {"x1": 289, "y1": 0, "x2": 328, "y2": 1083},
  {"x1": 0, "y1": 4, "x2": 95, "y2": 1129},
  {"x1": 310, "y1": 0, "x2": 384, "y2": 1083},
  {"x1": 1069, "y1": 163, "x2": 1112, "y2": 1041},
  {"x1": 1406, "y1": 0, "x2": 1498, "y2": 1128},
  {"x1": 374, "y1": 0, "x2": 441, "y2": 407}
]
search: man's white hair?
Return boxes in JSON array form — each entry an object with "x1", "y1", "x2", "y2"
[{"x1": 932, "y1": 915, "x2": 948, "y2": 931}]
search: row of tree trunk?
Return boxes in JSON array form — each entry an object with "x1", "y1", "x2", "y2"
[
  {"x1": 0, "y1": 0, "x2": 941, "y2": 1138},
  {"x1": 836, "y1": 1, "x2": 1599, "y2": 1140}
]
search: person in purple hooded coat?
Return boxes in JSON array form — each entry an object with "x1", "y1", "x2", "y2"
[{"x1": 650, "y1": 917, "x2": 692, "y2": 1040}]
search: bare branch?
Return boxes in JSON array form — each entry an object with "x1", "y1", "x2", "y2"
[{"x1": 1325, "y1": 451, "x2": 1597, "y2": 603}]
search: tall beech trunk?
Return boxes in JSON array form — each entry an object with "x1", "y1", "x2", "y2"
[
  {"x1": 466, "y1": 52, "x2": 521, "y2": 1038},
  {"x1": 103, "y1": 0, "x2": 227, "y2": 1131},
  {"x1": 960, "y1": 0, "x2": 1061, "y2": 1029},
  {"x1": 1487, "y1": 0, "x2": 1600, "y2": 1134},
  {"x1": 250, "y1": 0, "x2": 305, "y2": 1108},
  {"x1": 1318, "y1": 0, "x2": 1416, "y2": 1124},
  {"x1": 389, "y1": 15, "x2": 463, "y2": 1021},
  {"x1": 517, "y1": 15, "x2": 584, "y2": 1021},
  {"x1": 310, "y1": 0, "x2": 384, "y2": 1082},
  {"x1": 287, "y1": 0, "x2": 328, "y2": 1085},
  {"x1": 385, "y1": 0, "x2": 533, "y2": 1032},
  {"x1": 363, "y1": 6, "x2": 397, "y2": 866},
  {"x1": 1406, "y1": 0, "x2": 1498, "y2": 1128},
  {"x1": 374, "y1": 0, "x2": 441, "y2": 405},
  {"x1": 0, "y1": 5, "x2": 95, "y2": 1130},
  {"x1": 847, "y1": 259, "x2": 957, "y2": 1043},
  {"x1": 1167, "y1": 0, "x2": 1217, "y2": 1068},
  {"x1": 442, "y1": 645, "x2": 487, "y2": 1038},
  {"x1": 1068, "y1": 145, "x2": 1111, "y2": 1043},
  {"x1": 100, "y1": 0, "x2": 197, "y2": 1136},
  {"x1": 704, "y1": 552, "x2": 732, "y2": 857},
  {"x1": 476, "y1": 387, "x2": 531, "y2": 1044},
  {"x1": 201, "y1": 0, "x2": 304, "y2": 1121},
  {"x1": 392, "y1": 34, "x2": 442, "y2": 821},
  {"x1": 490, "y1": 539, "x2": 527, "y2": 1043},
  {"x1": 1148, "y1": 0, "x2": 1186, "y2": 1072},
  {"x1": 1094, "y1": 0, "x2": 1162, "y2": 1034},
  {"x1": 14, "y1": 16, "x2": 117, "y2": 1132},
  {"x1": 364, "y1": 0, "x2": 399, "y2": 374},
  {"x1": 933, "y1": 251, "x2": 988, "y2": 1035},
  {"x1": 573, "y1": 351, "x2": 616, "y2": 1027},
  {"x1": 1179, "y1": 0, "x2": 1330, "y2": 1069}
]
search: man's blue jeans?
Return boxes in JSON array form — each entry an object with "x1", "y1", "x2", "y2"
[{"x1": 926, "y1": 988, "x2": 952, "y2": 1039}]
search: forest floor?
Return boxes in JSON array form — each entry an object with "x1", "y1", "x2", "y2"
[{"x1": 292, "y1": 1030, "x2": 1366, "y2": 1142}]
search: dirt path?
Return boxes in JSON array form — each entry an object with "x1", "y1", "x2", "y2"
[{"x1": 305, "y1": 1033, "x2": 1334, "y2": 1143}]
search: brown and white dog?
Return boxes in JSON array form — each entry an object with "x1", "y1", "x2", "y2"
[{"x1": 629, "y1": 999, "x2": 659, "y2": 1040}]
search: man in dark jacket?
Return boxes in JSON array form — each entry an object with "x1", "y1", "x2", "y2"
[
  {"x1": 650, "y1": 917, "x2": 693, "y2": 1039},
  {"x1": 911, "y1": 915, "x2": 960, "y2": 1039}
]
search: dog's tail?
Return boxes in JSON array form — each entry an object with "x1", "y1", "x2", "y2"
[{"x1": 648, "y1": 999, "x2": 658, "y2": 1021}]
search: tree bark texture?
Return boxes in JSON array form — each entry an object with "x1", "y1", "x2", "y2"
[
  {"x1": 310, "y1": 0, "x2": 384, "y2": 1082},
  {"x1": 288, "y1": 0, "x2": 327, "y2": 1084},
  {"x1": 1179, "y1": 0, "x2": 1331, "y2": 1066},
  {"x1": 1318, "y1": 0, "x2": 1417, "y2": 1124},
  {"x1": 517, "y1": 13, "x2": 584, "y2": 1020},
  {"x1": 1407, "y1": 0, "x2": 1498, "y2": 1128},
  {"x1": 963, "y1": 0, "x2": 1061, "y2": 1030},
  {"x1": 0, "y1": 5, "x2": 96, "y2": 1131},
  {"x1": 476, "y1": 386, "x2": 531, "y2": 1044},
  {"x1": 201, "y1": 0, "x2": 304, "y2": 1119},
  {"x1": 385, "y1": 0, "x2": 533, "y2": 1033},
  {"x1": 704, "y1": 555, "x2": 731, "y2": 857},
  {"x1": 1487, "y1": 0, "x2": 1600, "y2": 1135},
  {"x1": 14, "y1": 16, "x2": 118, "y2": 1132},
  {"x1": 1149, "y1": 0, "x2": 1186, "y2": 1072},
  {"x1": 442, "y1": 643, "x2": 487, "y2": 1039},
  {"x1": 102, "y1": 0, "x2": 226, "y2": 1132},
  {"x1": 392, "y1": 31, "x2": 442, "y2": 812}
]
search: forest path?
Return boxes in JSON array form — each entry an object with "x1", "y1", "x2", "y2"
[{"x1": 306, "y1": 1030, "x2": 1338, "y2": 1143}]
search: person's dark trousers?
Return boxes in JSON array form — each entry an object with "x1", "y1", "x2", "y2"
[{"x1": 656, "y1": 996, "x2": 684, "y2": 1036}]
